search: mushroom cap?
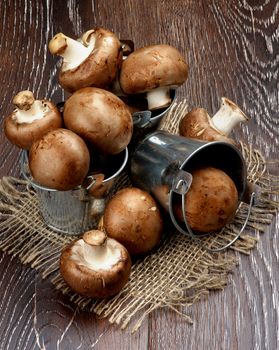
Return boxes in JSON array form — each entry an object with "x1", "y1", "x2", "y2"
[
  {"x1": 63, "y1": 87, "x2": 133, "y2": 154},
  {"x1": 103, "y1": 187, "x2": 164, "y2": 256},
  {"x1": 179, "y1": 108, "x2": 235, "y2": 145},
  {"x1": 29, "y1": 128, "x2": 90, "y2": 191},
  {"x1": 59, "y1": 28, "x2": 123, "y2": 92},
  {"x1": 174, "y1": 167, "x2": 239, "y2": 233},
  {"x1": 60, "y1": 230, "x2": 131, "y2": 298},
  {"x1": 13, "y1": 90, "x2": 35, "y2": 110},
  {"x1": 4, "y1": 100, "x2": 62, "y2": 149},
  {"x1": 119, "y1": 44, "x2": 188, "y2": 94}
]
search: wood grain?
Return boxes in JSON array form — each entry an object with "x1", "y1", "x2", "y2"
[{"x1": 0, "y1": 0, "x2": 278, "y2": 349}]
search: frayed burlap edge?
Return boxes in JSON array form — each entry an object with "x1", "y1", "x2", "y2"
[{"x1": 0, "y1": 100, "x2": 278, "y2": 332}]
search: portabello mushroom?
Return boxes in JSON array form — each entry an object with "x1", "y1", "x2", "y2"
[
  {"x1": 63, "y1": 87, "x2": 133, "y2": 154},
  {"x1": 179, "y1": 97, "x2": 249, "y2": 145},
  {"x1": 29, "y1": 128, "x2": 90, "y2": 191},
  {"x1": 103, "y1": 187, "x2": 164, "y2": 256},
  {"x1": 174, "y1": 167, "x2": 239, "y2": 233},
  {"x1": 48, "y1": 28, "x2": 123, "y2": 92},
  {"x1": 60, "y1": 230, "x2": 131, "y2": 298},
  {"x1": 4, "y1": 90, "x2": 62, "y2": 149},
  {"x1": 119, "y1": 44, "x2": 188, "y2": 110}
]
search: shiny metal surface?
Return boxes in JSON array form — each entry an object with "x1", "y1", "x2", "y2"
[
  {"x1": 131, "y1": 130, "x2": 248, "y2": 248},
  {"x1": 21, "y1": 149, "x2": 128, "y2": 235}
]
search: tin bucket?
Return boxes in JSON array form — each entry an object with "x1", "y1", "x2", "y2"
[
  {"x1": 131, "y1": 130, "x2": 254, "y2": 251},
  {"x1": 20, "y1": 148, "x2": 128, "y2": 235}
]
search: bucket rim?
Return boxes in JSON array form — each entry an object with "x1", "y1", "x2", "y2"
[
  {"x1": 180, "y1": 140, "x2": 246, "y2": 178},
  {"x1": 168, "y1": 139, "x2": 247, "y2": 203},
  {"x1": 20, "y1": 147, "x2": 129, "y2": 192},
  {"x1": 168, "y1": 139, "x2": 248, "y2": 242}
]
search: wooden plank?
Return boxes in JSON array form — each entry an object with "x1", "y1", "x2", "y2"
[{"x1": 0, "y1": 0, "x2": 278, "y2": 349}]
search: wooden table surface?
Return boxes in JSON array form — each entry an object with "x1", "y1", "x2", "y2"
[{"x1": 0, "y1": 1, "x2": 278, "y2": 349}]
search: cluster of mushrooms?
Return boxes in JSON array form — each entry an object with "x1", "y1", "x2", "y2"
[{"x1": 3, "y1": 27, "x2": 249, "y2": 299}]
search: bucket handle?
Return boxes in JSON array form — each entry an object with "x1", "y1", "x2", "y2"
[
  {"x1": 169, "y1": 176, "x2": 256, "y2": 252},
  {"x1": 132, "y1": 110, "x2": 152, "y2": 128},
  {"x1": 82, "y1": 175, "x2": 97, "y2": 191}
]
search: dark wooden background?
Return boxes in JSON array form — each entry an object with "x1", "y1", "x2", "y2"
[{"x1": 0, "y1": 1, "x2": 278, "y2": 349}]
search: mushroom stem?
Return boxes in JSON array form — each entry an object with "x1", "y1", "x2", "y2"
[
  {"x1": 82, "y1": 230, "x2": 121, "y2": 270},
  {"x1": 111, "y1": 78, "x2": 125, "y2": 97},
  {"x1": 12, "y1": 91, "x2": 49, "y2": 124},
  {"x1": 13, "y1": 90, "x2": 35, "y2": 110},
  {"x1": 83, "y1": 230, "x2": 107, "y2": 246},
  {"x1": 146, "y1": 86, "x2": 172, "y2": 110},
  {"x1": 211, "y1": 97, "x2": 249, "y2": 136},
  {"x1": 48, "y1": 33, "x2": 93, "y2": 71}
]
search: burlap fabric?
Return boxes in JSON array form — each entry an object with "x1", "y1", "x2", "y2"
[{"x1": 0, "y1": 100, "x2": 278, "y2": 332}]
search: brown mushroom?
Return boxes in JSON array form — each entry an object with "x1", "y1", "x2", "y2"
[
  {"x1": 119, "y1": 44, "x2": 188, "y2": 110},
  {"x1": 103, "y1": 187, "x2": 164, "y2": 256},
  {"x1": 179, "y1": 97, "x2": 249, "y2": 145},
  {"x1": 63, "y1": 87, "x2": 133, "y2": 154},
  {"x1": 48, "y1": 28, "x2": 123, "y2": 92},
  {"x1": 173, "y1": 167, "x2": 239, "y2": 233},
  {"x1": 87, "y1": 173, "x2": 115, "y2": 199},
  {"x1": 4, "y1": 90, "x2": 62, "y2": 149},
  {"x1": 29, "y1": 128, "x2": 90, "y2": 191},
  {"x1": 60, "y1": 230, "x2": 131, "y2": 298},
  {"x1": 153, "y1": 184, "x2": 170, "y2": 212}
]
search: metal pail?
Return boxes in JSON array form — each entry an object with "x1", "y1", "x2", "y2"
[
  {"x1": 21, "y1": 148, "x2": 128, "y2": 235},
  {"x1": 131, "y1": 130, "x2": 253, "y2": 251}
]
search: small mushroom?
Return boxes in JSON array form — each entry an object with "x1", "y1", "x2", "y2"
[
  {"x1": 63, "y1": 87, "x2": 133, "y2": 154},
  {"x1": 4, "y1": 90, "x2": 62, "y2": 149},
  {"x1": 103, "y1": 187, "x2": 164, "y2": 256},
  {"x1": 87, "y1": 173, "x2": 114, "y2": 199},
  {"x1": 179, "y1": 97, "x2": 249, "y2": 145},
  {"x1": 60, "y1": 230, "x2": 131, "y2": 298},
  {"x1": 29, "y1": 128, "x2": 90, "y2": 191},
  {"x1": 173, "y1": 167, "x2": 239, "y2": 233},
  {"x1": 48, "y1": 28, "x2": 123, "y2": 92},
  {"x1": 119, "y1": 44, "x2": 188, "y2": 110}
]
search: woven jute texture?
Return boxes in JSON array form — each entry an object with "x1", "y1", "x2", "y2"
[{"x1": 0, "y1": 100, "x2": 278, "y2": 332}]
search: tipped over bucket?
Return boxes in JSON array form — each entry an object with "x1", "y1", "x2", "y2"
[{"x1": 131, "y1": 130, "x2": 253, "y2": 251}]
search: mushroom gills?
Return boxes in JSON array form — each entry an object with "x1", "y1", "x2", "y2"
[
  {"x1": 71, "y1": 238, "x2": 122, "y2": 270},
  {"x1": 13, "y1": 100, "x2": 50, "y2": 124}
]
